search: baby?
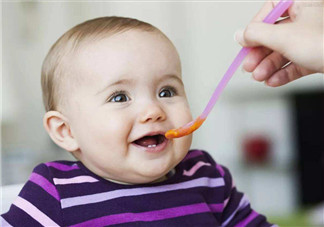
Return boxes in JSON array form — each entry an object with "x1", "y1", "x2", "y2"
[{"x1": 1, "y1": 17, "x2": 274, "y2": 226}]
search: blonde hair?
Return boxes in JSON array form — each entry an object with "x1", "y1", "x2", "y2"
[{"x1": 41, "y1": 16, "x2": 160, "y2": 112}]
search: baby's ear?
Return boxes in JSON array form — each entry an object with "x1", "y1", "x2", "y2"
[{"x1": 43, "y1": 111, "x2": 79, "y2": 152}]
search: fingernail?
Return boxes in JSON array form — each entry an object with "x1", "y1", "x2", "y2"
[
  {"x1": 253, "y1": 68, "x2": 261, "y2": 79},
  {"x1": 234, "y1": 29, "x2": 244, "y2": 44},
  {"x1": 267, "y1": 77, "x2": 281, "y2": 87}
]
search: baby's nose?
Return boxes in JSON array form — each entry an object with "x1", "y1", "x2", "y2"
[{"x1": 139, "y1": 102, "x2": 166, "y2": 123}]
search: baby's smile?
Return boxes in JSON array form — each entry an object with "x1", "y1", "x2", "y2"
[{"x1": 132, "y1": 132, "x2": 169, "y2": 153}]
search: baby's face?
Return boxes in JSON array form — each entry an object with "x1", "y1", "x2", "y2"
[{"x1": 65, "y1": 30, "x2": 193, "y2": 184}]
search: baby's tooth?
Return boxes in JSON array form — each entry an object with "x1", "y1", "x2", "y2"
[{"x1": 148, "y1": 144, "x2": 157, "y2": 148}]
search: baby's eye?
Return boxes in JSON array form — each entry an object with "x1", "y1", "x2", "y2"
[
  {"x1": 159, "y1": 87, "x2": 177, "y2": 98},
  {"x1": 108, "y1": 91, "x2": 130, "y2": 103}
]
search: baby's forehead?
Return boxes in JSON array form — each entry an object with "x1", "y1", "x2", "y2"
[
  {"x1": 58, "y1": 30, "x2": 182, "y2": 103},
  {"x1": 79, "y1": 29, "x2": 178, "y2": 56},
  {"x1": 70, "y1": 30, "x2": 181, "y2": 79}
]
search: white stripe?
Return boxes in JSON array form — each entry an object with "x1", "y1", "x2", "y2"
[
  {"x1": 61, "y1": 177, "x2": 225, "y2": 209},
  {"x1": 53, "y1": 176, "x2": 98, "y2": 185},
  {"x1": 0, "y1": 216, "x2": 13, "y2": 227},
  {"x1": 221, "y1": 194, "x2": 250, "y2": 227},
  {"x1": 183, "y1": 161, "x2": 212, "y2": 176},
  {"x1": 13, "y1": 196, "x2": 59, "y2": 226}
]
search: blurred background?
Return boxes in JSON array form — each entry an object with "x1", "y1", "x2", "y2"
[{"x1": 1, "y1": 1, "x2": 323, "y2": 226}]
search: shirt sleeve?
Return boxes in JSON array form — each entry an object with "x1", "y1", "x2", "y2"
[
  {"x1": 219, "y1": 165, "x2": 275, "y2": 227},
  {"x1": 1, "y1": 163, "x2": 63, "y2": 226}
]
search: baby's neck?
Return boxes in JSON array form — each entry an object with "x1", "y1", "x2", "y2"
[{"x1": 105, "y1": 169, "x2": 175, "y2": 185}]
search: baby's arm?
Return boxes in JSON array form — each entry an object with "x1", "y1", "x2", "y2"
[
  {"x1": 1, "y1": 164, "x2": 63, "y2": 226},
  {"x1": 235, "y1": 0, "x2": 324, "y2": 87}
]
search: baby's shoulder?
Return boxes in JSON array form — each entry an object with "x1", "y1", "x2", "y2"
[{"x1": 32, "y1": 160, "x2": 81, "y2": 179}]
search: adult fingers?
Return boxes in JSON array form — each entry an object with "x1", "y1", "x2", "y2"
[
  {"x1": 265, "y1": 62, "x2": 314, "y2": 87},
  {"x1": 235, "y1": 22, "x2": 291, "y2": 53},
  {"x1": 239, "y1": 17, "x2": 292, "y2": 73},
  {"x1": 243, "y1": 47, "x2": 272, "y2": 72},
  {"x1": 253, "y1": 51, "x2": 290, "y2": 81},
  {"x1": 235, "y1": 16, "x2": 292, "y2": 46}
]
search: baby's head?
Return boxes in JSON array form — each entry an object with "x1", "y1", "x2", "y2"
[{"x1": 42, "y1": 17, "x2": 193, "y2": 184}]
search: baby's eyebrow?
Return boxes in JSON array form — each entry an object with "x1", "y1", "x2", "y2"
[
  {"x1": 96, "y1": 78, "x2": 134, "y2": 95},
  {"x1": 160, "y1": 74, "x2": 184, "y2": 86}
]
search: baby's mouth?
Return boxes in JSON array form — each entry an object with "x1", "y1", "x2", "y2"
[{"x1": 133, "y1": 134, "x2": 166, "y2": 148}]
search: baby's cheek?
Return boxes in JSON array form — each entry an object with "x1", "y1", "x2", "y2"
[
  {"x1": 177, "y1": 104, "x2": 193, "y2": 124},
  {"x1": 81, "y1": 114, "x2": 117, "y2": 141},
  {"x1": 106, "y1": 117, "x2": 131, "y2": 135},
  {"x1": 172, "y1": 104, "x2": 193, "y2": 154},
  {"x1": 173, "y1": 134, "x2": 192, "y2": 162}
]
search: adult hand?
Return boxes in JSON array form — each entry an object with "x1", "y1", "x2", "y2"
[{"x1": 235, "y1": 0, "x2": 324, "y2": 87}]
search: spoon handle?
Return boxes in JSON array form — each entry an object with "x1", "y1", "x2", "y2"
[
  {"x1": 165, "y1": 0, "x2": 293, "y2": 139},
  {"x1": 201, "y1": 0, "x2": 293, "y2": 119}
]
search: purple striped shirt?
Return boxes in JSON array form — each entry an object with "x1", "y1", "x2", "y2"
[{"x1": 1, "y1": 150, "x2": 274, "y2": 226}]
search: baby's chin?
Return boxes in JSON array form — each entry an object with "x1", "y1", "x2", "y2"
[
  {"x1": 131, "y1": 169, "x2": 172, "y2": 184},
  {"x1": 121, "y1": 162, "x2": 176, "y2": 184},
  {"x1": 139, "y1": 151, "x2": 190, "y2": 184},
  {"x1": 96, "y1": 161, "x2": 174, "y2": 185}
]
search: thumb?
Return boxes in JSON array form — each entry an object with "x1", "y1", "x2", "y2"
[{"x1": 235, "y1": 22, "x2": 291, "y2": 54}]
